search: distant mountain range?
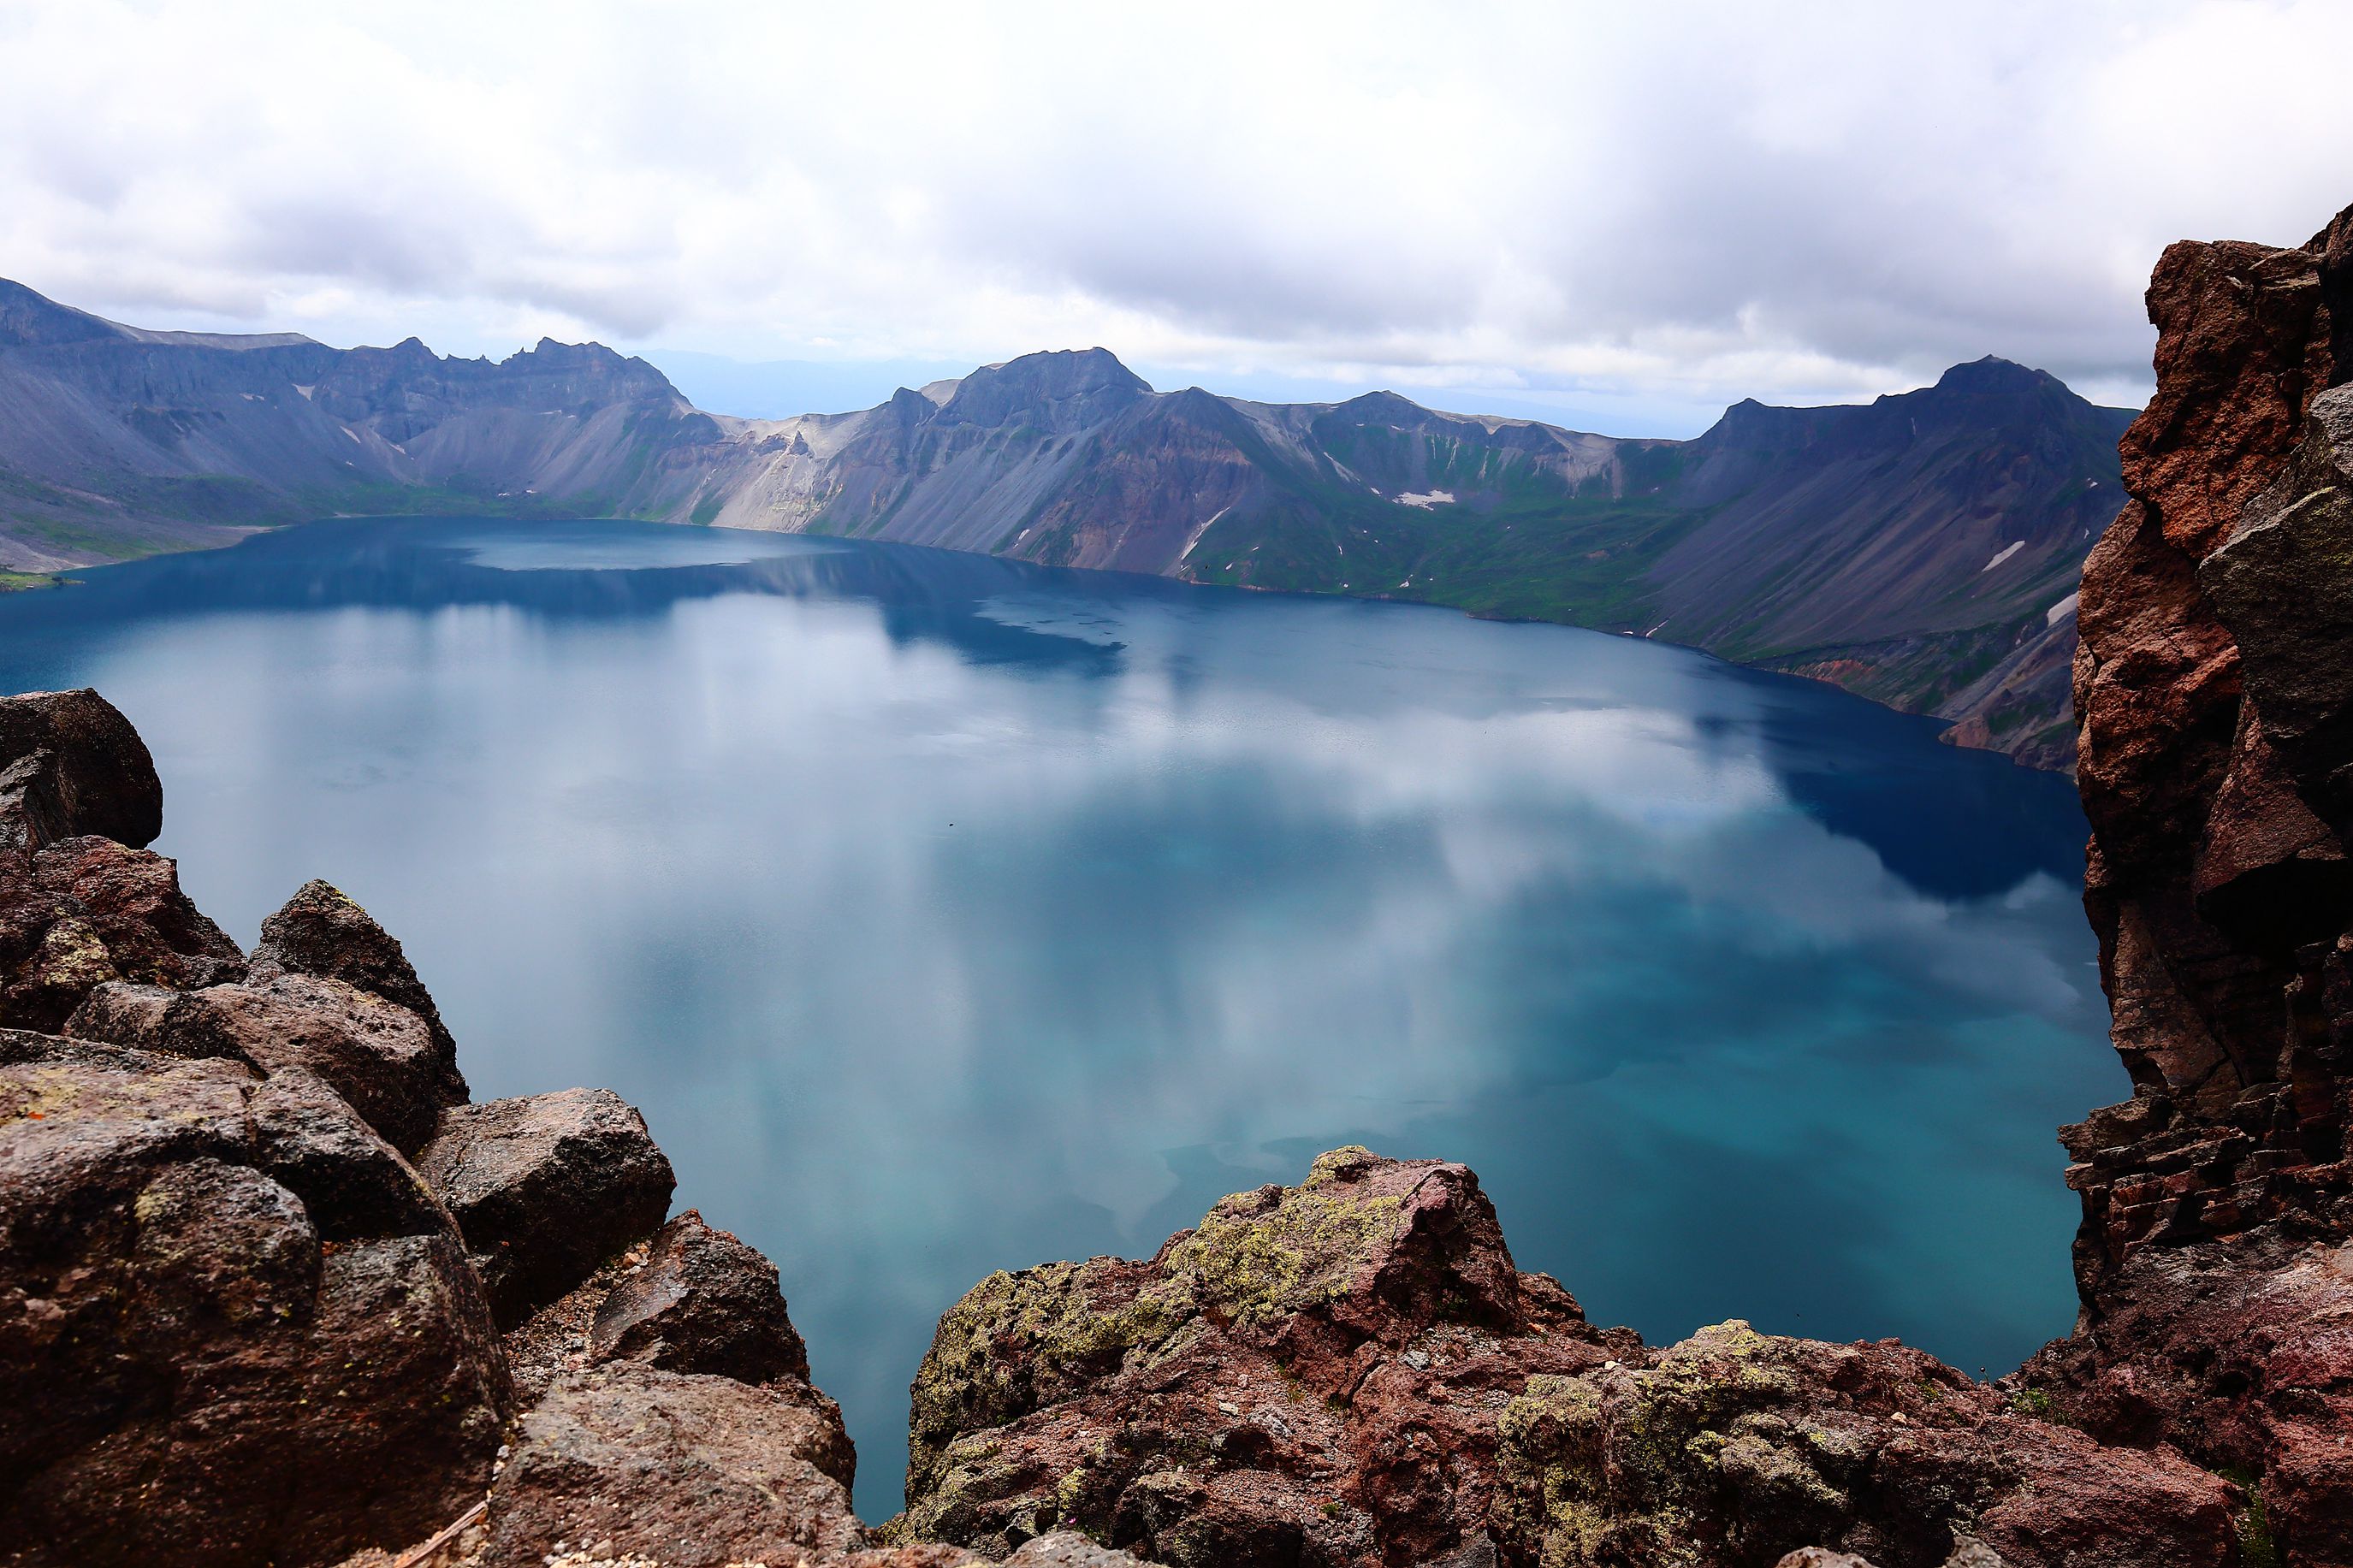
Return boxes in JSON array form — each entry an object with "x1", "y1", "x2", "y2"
[{"x1": 0, "y1": 278, "x2": 2133, "y2": 769}]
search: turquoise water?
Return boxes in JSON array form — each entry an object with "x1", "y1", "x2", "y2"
[{"x1": 0, "y1": 517, "x2": 2119, "y2": 1517}]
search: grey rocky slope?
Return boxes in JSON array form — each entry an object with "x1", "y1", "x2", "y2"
[{"x1": 0, "y1": 279, "x2": 2128, "y2": 767}]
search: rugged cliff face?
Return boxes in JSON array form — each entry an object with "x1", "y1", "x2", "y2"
[{"x1": 2029, "y1": 201, "x2": 2353, "y2": 1565}]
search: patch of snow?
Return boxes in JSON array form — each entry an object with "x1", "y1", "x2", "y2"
[
  {"x1": 1177, "y1": 505, "x2": 1233, "y2": 563},
  {"x1": 1982, "y1": 540, "x2": 2025, "y2": 572},
  {"x1": 2047, "y1": 591, "x2": 2081, "y2": 627},
  {"x1": 1395, "y1": 490, "x2": 1455, "y2": 509}
]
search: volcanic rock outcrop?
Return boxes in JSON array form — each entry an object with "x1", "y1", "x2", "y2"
[
  {"x1": 895, "y1": 1150, "x2": 2236, "y2": 1568},
  {"x1": 0, "y1": 687, "x2": 1141, "y2": 1568},
  {"x1": 2030, "y1": 200, "x2": 2353, "y2": 1564}
]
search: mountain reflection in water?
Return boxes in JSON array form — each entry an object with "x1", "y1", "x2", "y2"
[{"x1": 0, "y1": 517, "x2": 2117, "y2": 1517}]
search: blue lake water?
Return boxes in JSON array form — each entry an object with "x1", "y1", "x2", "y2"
[{"x1": 0, "y1": 517, "x2": 2119, "y2": 1518}]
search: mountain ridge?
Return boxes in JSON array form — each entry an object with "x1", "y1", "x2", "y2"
[{"x1": 0, "y1": 278, "x2": 2133, "y2": 768}]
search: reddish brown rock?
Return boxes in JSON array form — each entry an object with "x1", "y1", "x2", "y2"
[
  {"x1": 477, "y1": 1362, "x2": 863, "y2": 1568},
  {"x1": 252, "y1": 878, "x2": 465, "y2": 1103},
  {"x1": 0, "y1": 835, "x2": 245, "y2": 1031},
  {"x1": 0, "y1": 694, "x2": 217, "y2": 1031},
  {"x1": 0, "y1": 1031, "x2": 507, "y2": 1567},
  {"x1": 589, "y1": 1207, "x2": 813, "y2": 1383},
  {"x1": 69, "y1": 971, "x2": 452, "y2": 1153},
  {"x1": 418, "y1": 1086, "x2": 676, "y2": 1325},
  {"x1": 898, "y1": 1151, "x2": 2240, "y2": 1568},
  {"x1": 900, "y1": 1147, "x2": 1628, "y2": 1566},
  {"x1": 2043, "y1": 198, "x2": 2353, "y2": 1568},
  {"x1": 0, "y1": 688, "x2": 163, "y2": 851}
]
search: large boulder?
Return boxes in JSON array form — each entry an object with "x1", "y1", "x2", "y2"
[
  {"x1": 0, "y1": 1031, "x2": 507, "y2": 1566},
  {"x1": 902, "y1": 1148, "x2": 1631, "y2": 1565},
  {"x1": 477, "y1": 1361, "x2": 862, "y2": 1567},
  {"x1": 250, "y1": 879, "x2": 465, "y2": 1102},
  {"x1": 69, "y1": 971, "x2": 452, "y2": 1153},
  {"x1": 0, "y1": 689, "x2": 163, "y2": 850},
  {"x1": 590, "y1": 1208, "x2": 813, "y2": 1383},
  {"x1": 418, "y1": 1086, "x2": 676, "y2": 1324}
]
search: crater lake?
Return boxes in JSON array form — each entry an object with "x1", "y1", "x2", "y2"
[{"x1": 0, "y1": 517, "x2": 2119, "y2": 1518}]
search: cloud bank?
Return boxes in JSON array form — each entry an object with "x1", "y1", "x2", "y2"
[{"x1": 3, "y1": 0, "x2": 2346, "y2": 429}]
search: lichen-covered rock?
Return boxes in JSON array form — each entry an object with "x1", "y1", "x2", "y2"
[
  {"x1": 0, "y1": 1031, "x2": 507, "y2": 1566},
  {"x1": 589, "y1": 1208, "x2": 812, "y2": 1383},
  {"x1": 418, "y1": 1086, "x2": 676, "y2": 1324},
  {"x1": 1000, "y1": 1534, "x2": 1171, "y2": 1567},
  {"x1": 478, "y1": 1362, "x2": 863, "y2": 1567},
  {"x1": 1494, "y1": 1322, "x2": 2232, "y2": 1568},
  {"x1": 68, "y1": 970, "x2": 452, "y2": 1153},
  {"x1": 251, "y1": 878, "x2": 465, "y2": 1102},
  {"x1": 33, "y1": 835, "x2": 244, "y2": 982},
  {"x1": 900, "y1": 1149, "x2": 1627, "y2": 1565},
  {"x1": 903, "y1": 1153, "x2": 2247, "y2": 1568}
]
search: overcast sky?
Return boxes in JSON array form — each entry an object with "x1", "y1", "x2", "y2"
[{"x1": 3, "y1": 1, "x2": 2347, "y2": 434}]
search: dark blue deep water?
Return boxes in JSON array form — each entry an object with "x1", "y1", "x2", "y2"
[{"x1": 0, "y1": 518, "x2": 2119, "y2": 1518}]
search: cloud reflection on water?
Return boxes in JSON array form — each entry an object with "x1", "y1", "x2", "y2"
[{"x1": 0, "y1": 518, "x2": 2118, "y2": 1517}]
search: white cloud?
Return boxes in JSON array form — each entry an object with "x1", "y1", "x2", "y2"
[{"x1": 2, "y1": 0, "x2": 2346, "y2": 424}]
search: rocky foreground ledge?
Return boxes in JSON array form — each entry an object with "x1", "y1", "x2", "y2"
[{"x1": 7, "y1": 201, "x2": 2353, "y2": 1567}]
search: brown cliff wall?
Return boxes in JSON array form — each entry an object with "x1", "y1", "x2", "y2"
[{"x1": 2041, "y1": 202, "x2": 2353, "y2": 1564}]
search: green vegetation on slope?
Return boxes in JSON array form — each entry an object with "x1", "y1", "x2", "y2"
[{"x1": 1181, "y1": 440, "x2": 1702, "y2": 630}]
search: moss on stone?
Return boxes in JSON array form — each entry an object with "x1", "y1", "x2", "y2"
[
  {"x1": 1165, "y1": 1177, "x2": 1403, "y2": 1329},
  {"x1": 1495, "y1": 1375, "x2": 1615, "y2": 1568}
]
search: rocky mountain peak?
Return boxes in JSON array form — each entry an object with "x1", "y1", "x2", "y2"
[
  {"x1": 936, "y1": 346, "x2": 1153, "y2": 432},
  {"x1": 1931, "y1": 355, "x2": 2056, "y2": 397}
]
